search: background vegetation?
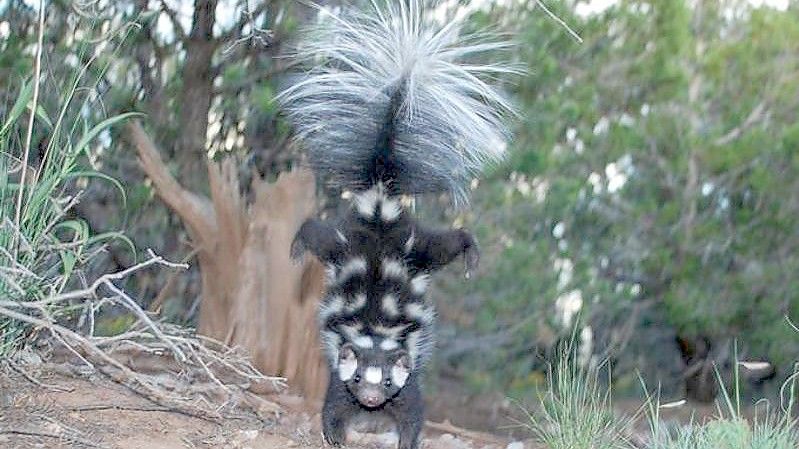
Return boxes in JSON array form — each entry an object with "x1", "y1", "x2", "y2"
[{"x1": 1, "y1": 0, "x2": 797, "y2": 426}]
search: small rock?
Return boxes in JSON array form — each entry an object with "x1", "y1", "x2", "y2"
[{"x1": 506, "y1": 442, "x2": 524, "y2": 449}]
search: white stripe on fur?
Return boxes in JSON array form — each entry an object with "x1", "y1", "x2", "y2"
[
  {"x1": 381, "y1": 294, "x2": 400, "y2": 317},
  {"x1": 336, "y1": 257, "x2": 367, "y2": 283},
  {"x1": 405, "y1": 302, "x2": 435, "y2": 325},
  {"x1": 410, "y1": 274, "x2": 430, "y2": 295},
  {"x1": 380, "y1": 339, "x2": 400, "y2": 351},
  {"x1": 382, "y1": 258, "x2": 407, "y2": 280}
]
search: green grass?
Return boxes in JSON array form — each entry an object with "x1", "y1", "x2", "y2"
[
  {"x1": 0, "y1": 6, "x2": 137, "y2": 354},
  {"x1": 643, "y1": 345, "x2": 798, "y2": 449},
  {"x1": 522, "y1": 347, "x2": 633, "y2": 449},
  {"x1": 523, "y1": 342, "x2": 799, "y2": 449}
]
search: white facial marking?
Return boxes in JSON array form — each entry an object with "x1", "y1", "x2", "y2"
[
  {"x1": 381, "y1": 339, "x2": 400, "y2": 351},
  {"x1": 391, "y1": 364, "x2": 410, "y2": 388},
  {"x1": 382, "y1": 258, "x2": 407, "y2": 280},
  {"x1": 381, "y1": 197, "x2": 401, "y2": 222},
  {"x1": 405, "y1": 302, "x2": 435, "y2": 325},
  {"x1": 338, "y1": 353, "x2": 358, "y2": 381},
  {"x1": 364, "y1": 367, "x2": 383, "y2": 385},
  {"x1": 381, "y1": 294, "x2": 399, "y2": 317},
  {"x1": 353, "y1": 335, "x2": 374, "y2": 348},
  {"x1": 410, "y1": 274, "x2": 430, "y2": 295}
]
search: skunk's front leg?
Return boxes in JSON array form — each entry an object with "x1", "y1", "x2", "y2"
[
  {"x1": 385, "y1": 375, "x2": 424, "y2": 449},
  {"x1": 321, "y1": 375, "x2": 358, "y2": 446}
]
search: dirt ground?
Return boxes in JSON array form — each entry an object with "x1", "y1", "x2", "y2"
[{"x1": 0, "y1": 365, "x2": 530, "y2": 449}]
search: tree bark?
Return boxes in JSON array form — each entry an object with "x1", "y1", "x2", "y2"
[
  {"x1": 176, "y1": 0, "x2": 218, "y2": 176},
  {"x1": 126, "y1": 120, "x2": 327, "y2": 399}
]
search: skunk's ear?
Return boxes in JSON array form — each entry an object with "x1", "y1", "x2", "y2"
[
  {"x1": 290, "y1": 218, "x2": 349, "y2": 263},
  {"x1": 407, "y1": 226, "x2": 479, "y2": 278},
  {"x1": 391, "y1": 351, "x2": 411, "y2": 387},
  {"x1": 338, "y1": 342, "x2": 356, "y2": 361},
  {"x1": 337, "y1": 343, "x2": 358, "y2": 381}
]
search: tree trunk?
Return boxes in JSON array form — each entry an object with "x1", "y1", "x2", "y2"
[
  {"x1": 176, "y1": 0, "x2": 218, "y2": 177},
  {"x1": 126, "y1": 120, "x2": 327, "y2": 399}
]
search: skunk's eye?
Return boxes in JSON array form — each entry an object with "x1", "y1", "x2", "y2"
[
  {"x1": 384, "y1": 379, "x2": 392, "y2": 387},
  {"x1": 353, "y1": 375, "x2": 361, "y2": 383}
]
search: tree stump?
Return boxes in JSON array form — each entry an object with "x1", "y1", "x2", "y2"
[{"x1": 126, "y1": 120, "x2": 327, "y2": 399}]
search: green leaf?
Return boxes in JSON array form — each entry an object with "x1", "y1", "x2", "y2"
[
  {"x1": 53, "y1": 219, "x2": 89, "y2": 242},
  {"x1": 73, "y1": 112, "x2": 143, "y2": 159},
  {"x1": 58, "y1": 250, "x2": 78, "y2": 280},
  {"x1": 34, "y1": 104, "x2": 53, "y2": 129},
  {"x1": 66, "y1": 170, "x2": 127, "y2": 208},
  {"x1": 0, "y1": 81, "x2": 33, "y2": 138},
  {"x1": 87, "y1": 231, "x2": 136, "y2": 260}
]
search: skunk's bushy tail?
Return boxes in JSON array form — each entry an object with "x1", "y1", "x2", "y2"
[{"x1": 278, "y1": 0, "x2": 517, "y2": 206}]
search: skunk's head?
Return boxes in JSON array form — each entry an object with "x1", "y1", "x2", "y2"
[{"x1": 337, "y1": 343, "x2": 411, "y2": 409}]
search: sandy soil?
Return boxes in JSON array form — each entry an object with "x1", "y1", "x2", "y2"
[{"x1": 0, "y1": 365, "x2": 529, "y2": 449}]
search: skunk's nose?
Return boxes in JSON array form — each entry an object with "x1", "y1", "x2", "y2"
[{"x1": 363, "y1": 395, "x2": 381, "y2": 407}]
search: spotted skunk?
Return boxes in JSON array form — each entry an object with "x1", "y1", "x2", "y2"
[{"x1": 279, "y1": 1, "x2": 515, "y2": 447}]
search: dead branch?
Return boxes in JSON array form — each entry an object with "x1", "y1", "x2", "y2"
[
  {"x1": 128, "y1": 119, "x2": 327, "y2": 399},
  {"x1": 69, "y1": 404, "x2": 171, "y2": 412},
  {"x1": 0, "y1": 428, "x2": 105, "y2": 448},
  {"x1": 158, "y1": 0, "x2": 188, "y2": 41},
  {"x1": 5, "y1": 359, "x2": 74, "y2": 393},
  {"x1": 0, "y1": 246, "x2": 285, "y2": 425},
  {"x1": 126, "y1": 120, "x2": 217, "y2": 239},
  {"x1": 102, "y1": 278, "x2": 186, "y2": 361},
  {"x1": 1, "y1": 250, "x2": 190, "y2": 361},
  {"x1": 0, "y1": 249, "x2": 187, "y2": 308},
  {"x1": 535, "y1": 0, "x2": 583, "y2": 43},
  {"x1": 0, "y1": 304, "x2": 223, "y2": 422}
]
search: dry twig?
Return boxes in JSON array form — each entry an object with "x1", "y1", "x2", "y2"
[
  {"x1": 5, "y1": 359, "x2": 74, "y2": 392},
  {"x1": 0, "y1": 428, "x2": 106, "y2": 449},
  {"x1": 0, "y1": 249, "x2": 284, "y2": 424}
]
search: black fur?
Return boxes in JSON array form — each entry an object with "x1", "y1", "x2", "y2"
[
  {"x1": 294, "y1": 196, "x2": 478, "y2": 366},
  {"x1": 281, "y1": 2, "x2": 512, "y2": 446},
  {"x1": 293, "y1": 191, "x2": 476, "y2": 448},
  {"x1": 292, "y1": 204, "x2": 478, "y2": 278},
  {"x1": 322, "y1": 371, "x2": 424, "y2": 449}
]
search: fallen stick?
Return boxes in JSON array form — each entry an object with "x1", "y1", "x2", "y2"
[
  {"x1": 5, "y1": 359, "x2": 75, "y2": 392},
  {"x1": 0, "y1": 305, "x2": 221, "y2": 423},
  {"x1": 0, "y1": 428, "x2": 106, "y2": 449},
  {"x1": 69, "y1": 404, "x2": 172, "y2": 413}
]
